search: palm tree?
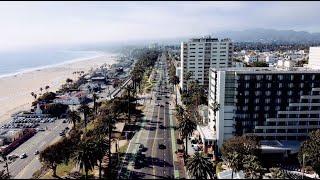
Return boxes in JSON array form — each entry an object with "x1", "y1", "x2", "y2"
[
  {"x1": 75, "y1": 141, "x2": 96, "y2": 179},
  {"x1": 67, "y1": 110, "x2": 81, "y2": 129},
  {"x1": 177, "y1": 112, "x2": 197, "y2": 156},
  {"x1": 226, "y1": 151, "x2": 242, "y2": 179},
  {"x1": 184, "y1": 71, "x2": 193, "y2": 93},
  {"x1": 92, "y1": 137, "x2": 109, "y2": 179},
  {"x1": 45, "y1": 85, "x2": 50, "y2": 92},
  {"x1": 170, "y1": 75, "x2": 180, "y2": 105},
  {"x1": 243, "y1": 155, "x2": 265, "y2": 179},
  {"x1": 125, "y1": 85, "x2": 134, "y2": 122},
  {"x1": 0, "y1": 152, "x2": 10, "y2": 178},
  {"x1": 78, "y1": 104, "x2": 91, "y2": 130},
  {"x1": 186, "y1": 152, "x2": 215, "y2": 179}
]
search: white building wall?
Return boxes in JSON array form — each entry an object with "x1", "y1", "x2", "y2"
[{"x1": 308, "y1": 47, "x2": 320, "y2": 69}]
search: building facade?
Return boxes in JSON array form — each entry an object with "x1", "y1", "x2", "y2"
[
  {"x1": 308, "y1": 47, "x2": 320, "y2": 69},
  {"x1": 179, "y1": 37, "x2": 233, "y2": 91},
  {"x1": 208, "y1": 67, "x2": 320, "y2": 148}
]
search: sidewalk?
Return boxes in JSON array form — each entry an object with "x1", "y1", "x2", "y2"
[{"x1": 169, "y1": 88, "x2": 188, "y2": 179}]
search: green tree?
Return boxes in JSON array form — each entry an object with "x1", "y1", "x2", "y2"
[
  {"x1": 0, "y1": 152, "x2": 10, "y2": 178},
  {"x1": 44, "y1": 103, "x2": 68, "y2": 117},
  {"x1": 226, "y1": 151, "x2": 242, "y2": 179},
  {"x1": 269, "y1": 167, "x2": 286, "y2": 179},
  {"x1": 92, "y1": 137, "x2": 109, "y2": 179},
  {"x1": 186, "y1": 152, "x2": 215, "y2": 179},
  {"x1": 169, "y1": 75, "x2": 180, "y2": 105},
  {"x1": 177, "y1": 112, "x2": 197, "y2": 156},
  {"x1": 298, "y1": 129, "x2": 320, "y2": 176},
  {"x1": 67, "y1": 110, "x2": 81, "y2": 129},
  {"x1": 39, "y1": 139, "x2": 71, "y2": 177},
  {"x1": 78, "y1": 104, "x2": 92, "y2": 130},
  {"x1": 243, "y1": 155, "x2": 265, "y2": 179},
  {"x1": 75, "y1": 141, "x2": 96, "y2": 179}
]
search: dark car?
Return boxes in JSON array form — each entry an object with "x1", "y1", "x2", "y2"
[
  {"x1": 158, "y1": 144, "x2": 166, "y2": 149},
  {"x1": 160, "y1": 104, "x2": 164, "y2": 107}
]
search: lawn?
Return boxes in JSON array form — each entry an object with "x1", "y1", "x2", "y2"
[{"x1": 40, "y1": 160, "x2": 76, "y2": 179}]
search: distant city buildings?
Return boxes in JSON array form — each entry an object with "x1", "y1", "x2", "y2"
[
  {"x1": 208, "y1": 66, "x2": 320, "y2": 152},
  {"x1": 179, "y1": 36, "x2": 233, "y2": 91},
  {"x1": 244, "y1": 52, "x2": 258, "y2": 63}
]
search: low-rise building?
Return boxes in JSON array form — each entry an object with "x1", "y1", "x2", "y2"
[
  {"x1": 54, "y1": 91, "x2": 87, "y2": 105},
  {"x1": 244, "y1": 52, "x2": 258, "y2": 63}
]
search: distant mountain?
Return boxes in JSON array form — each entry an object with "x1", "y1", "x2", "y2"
[{"x1": 214, "y1": 28, "x2": 320, "y2": 43}]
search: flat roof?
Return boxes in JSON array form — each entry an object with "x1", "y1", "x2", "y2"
[
  {"x1": 211, "y1": 66, "x2": 320, "y2": 73},
  {"x1": 197, "y1": 125, "x2": 216, "y2": 140}
]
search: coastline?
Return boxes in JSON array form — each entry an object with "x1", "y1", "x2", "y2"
[{"x1": 0, "y1": 53, "x2": 118, "y2": 126}]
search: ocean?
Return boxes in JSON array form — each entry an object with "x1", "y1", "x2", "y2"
[{"x1": 0, "y1": 49, "x2": 105, "y2": 78}]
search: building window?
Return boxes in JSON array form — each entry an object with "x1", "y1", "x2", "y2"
[
  {"x1": 245, "y1": 75, "x2": 250, "y2": 80},
  {"x1": 245, "y1": 83, "x2": 250, "y2": 88},
  {"x1": 256, "y1": 83, "x2": 261, "y2": 88},
  {"x1": 255, "y1": 99, "x2": 260, "y2": 104},
  {"x1": 255, "y1": 106, "x2": 260, "y2": 111},
  {"x1": 288, "y1": 91, "x2": 293, "y2": 96},
  {"x1": 278, "y1": 75, "x2": 283, "y2": 80},
  {"x1": 277, "y1": 91, "x2": 282, "y2": 96},
  {"x1": 245, "y1": 91, "x2": 249, "y2": 96},
  {"x1": 266, "y1": 75, "x2": 272, "y2": 80},
  {"x1": 256, "y1": 75, "x2": 263, "y2": 81},
  {"x1": 276, "y1": 98, "x2": 281, "y2": 103},
  {"x1": 255, "y1": 91, "x2": 261, "y2": 96},
  {"x1": 245, "y1": 99, "x2": 249, "y2": 104},
  {"x1": 264, "y1": 106, "x2": 270, "y2": 111},
  {"x1": 279, "y1": 83, "x2": 283, "y2": 88},
  {"x1": 265, "y1": 98, "x2": 270, "y2": 104},
  {"x1": 265, "y1": 91, "x2": 271, "y2": 96}
]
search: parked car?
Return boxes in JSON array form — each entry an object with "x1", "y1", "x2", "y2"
[
  {"x1": 34, "y1": 150, "x2": 39, "y2": 155},
  {"x1": 20, "y1": 153, "x2": 27, "y2": 159}
]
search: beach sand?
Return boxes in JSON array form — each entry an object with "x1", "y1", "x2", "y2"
[{"x1": 0, "y1": 54, "x2": 117, "y2": 125}]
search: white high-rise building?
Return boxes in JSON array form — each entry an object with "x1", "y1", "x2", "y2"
[
  {"x1": 179, "y1": 37, "x2": 233, "y2": 91},
  {"x1": 308, "y1": 47, "x2": 320, "y2": 69}
]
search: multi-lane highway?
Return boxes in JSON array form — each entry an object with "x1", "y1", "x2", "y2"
[
  {"x1": 0, "y1": 119, "x2": 69, "y2": 179},
  {"x1": 118, "y1": 53, "x2": 177, "y2": 179}
]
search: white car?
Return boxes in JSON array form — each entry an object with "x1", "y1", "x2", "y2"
[{"x1": 20, "y1": 153, "x2": 27, "y2": 159}]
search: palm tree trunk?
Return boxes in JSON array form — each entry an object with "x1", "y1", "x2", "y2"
[
  {"x1": 231, "y1": 170, "x2": 234, "y2": 179},
  {"x1": 99, "y1": 160, "x2": 102, "y2": 179},
  {"x1": 185, "y1": 136, "x2": 188, "y2": 156},
  {"x1": 85, "y1": 169, "x2": 88, "y2": 180},
  {"x1": 108, "y1": 123, "x2": 112, "y2": 176},
  {"x1": 175, "y1": 87, "x2": 177, "y2": 106},
  {"x1": 52, "y1": 165, "x2": 57, "y2": 177}
]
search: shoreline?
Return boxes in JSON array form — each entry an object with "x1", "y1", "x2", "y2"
[
  {"x1": 0, "y1": 51, "x2": 110, "y2": 79},
  {"x1": 0, "y1": 53, "x2": 118, "y2": 126}
]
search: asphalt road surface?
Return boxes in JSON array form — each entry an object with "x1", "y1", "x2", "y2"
[
  {"x1": 0, "y1": 119, "x2": 69, "y2": 179},
  {"x1": 118, "y1": 53, "x2": 175, "y2": 179}
]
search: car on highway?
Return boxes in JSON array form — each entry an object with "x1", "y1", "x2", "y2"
[
  {"x1": 59, "y1": 131, "x2": 65, "y2": 136},
  {"x1": 160, "y1": 104, "x2": 164, "y2": 107},
  {"x1": 8, "y1": 154, "x2": 19, "y2": 161},
  {"x1": 62, "y1": 120, "x2": 67, "y2": 123},
  {"x1": 138, "y1": 144, "x2": 144, "y2": 152},
  {"x1": 34, "y1": 150, "x2": 39, "y2": 155},
  {"x1": 158, "y1": 144, "x2": 166, "y2": 149},
  {"x1": 20, "y1": 153, "x2": 27, "y2": 159},
  {"x1": 159, "y1": 125, "x2": 165, "y2": 129}
]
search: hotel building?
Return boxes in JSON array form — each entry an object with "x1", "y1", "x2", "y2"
[
  {"x1": 208, "y1": 66, "x2": 320, "y2": 150},
  {"x1": 179, "y1": 37, "x2": 233, "y2": 91}
]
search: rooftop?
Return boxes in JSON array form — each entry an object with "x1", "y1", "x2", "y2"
[
  {"x1": 211, "y1": 66, "x2": 320, "y2": 74},
  {"x1": 187, "y1": 36, "x2": 232, "y2": 43}
]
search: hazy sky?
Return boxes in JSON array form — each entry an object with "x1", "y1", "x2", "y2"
[{"x1": 0, "y1": 1, "x2": 319, "y2": 51}]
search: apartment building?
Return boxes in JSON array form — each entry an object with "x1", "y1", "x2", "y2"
[
  {"x1": 308, "y1": 46, "x2": 320, "y2": 69},
  {"x1": 179, "y1": 37, "x2": 233, "y2": 91},
  {"x1": 208, "y1": 66, "x2": 320, "y2": 149}
]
